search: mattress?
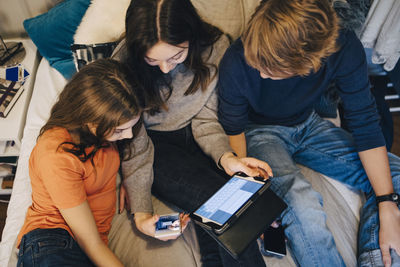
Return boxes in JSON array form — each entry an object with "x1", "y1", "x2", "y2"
[{"x1": 0, "y1": 57, "x2": 363, "y2": 267}]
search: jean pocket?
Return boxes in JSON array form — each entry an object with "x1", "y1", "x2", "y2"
[{"x1": 36, "y1": 237, "x2": 69, "y2": 255}]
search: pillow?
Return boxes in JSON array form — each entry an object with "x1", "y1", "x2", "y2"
[
  {"x1": 71, "y1": 0, "x2": 130, "y2": 70},
  {"x1": 23, "y1": 0, "x2": 91, "y2": 79},
  {"x1": 74, "y1": 0, "x2": 130, "y2": 44},
  {"x1": 71, "y1": 42, "x2": 118, "y2": 70}
]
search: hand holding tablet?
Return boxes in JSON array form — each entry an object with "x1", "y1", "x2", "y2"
[
  {"x1": 192, "y1": 173, "x2": 271, "y2": 234},
  {"x1": 191, "y1": 173, "x2": 287, "y2": 258},
  {"x1": 219, "y1": 152, "x2": 273, "y2": 179}
]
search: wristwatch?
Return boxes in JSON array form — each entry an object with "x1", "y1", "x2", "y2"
[{"x1": 376, "y1": 193, "x2": 400, "y2": 205}]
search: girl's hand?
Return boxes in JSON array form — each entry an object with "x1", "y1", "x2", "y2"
[
  {"x1": 157, "y1": 213, "x2": 191, "y2": 241},
  {"x1": 219, "y1": 152, "x2": 273, "y2": 179},
  {"x1": 60, "y1": 201, "x2": 124, "y2": 266},
  {"x1": 134, "y1": 212, "x2": 159, "y2": 237},
  {"x1": 134, "y1": 212, "x2": 191, "y2": 241},
  {"x1": 180, "y1": 213, "x2": 191, "y2": 233},
  {"x1": 119, "y1": 183, "x2": 130, "y2": 213}
]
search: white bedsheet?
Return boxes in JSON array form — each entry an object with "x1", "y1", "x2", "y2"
[{"x1": 0, "y1": 57, "x2": 364, "y2": 267}]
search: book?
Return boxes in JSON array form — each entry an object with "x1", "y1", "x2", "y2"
[
  {"x1": 0, "y1": 79, "x2": 24, "y2": 118},
  {"x1": 0, "y1": 160, "x2": 17, "y2": 194},
  {"x1": 0, "y1": 64, "x2": 30, "y2": 82},
  {"x1": 1, "y1": 175, "x2": 14, "y2": 189}
]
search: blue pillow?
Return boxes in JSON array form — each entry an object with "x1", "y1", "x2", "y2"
[{"x1": 23, "y1": 0, "x2": 91, "y2": 79}]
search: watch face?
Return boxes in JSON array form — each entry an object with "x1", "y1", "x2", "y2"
[{"x1": 393, "y1": 194, "x2": 399, "y2": 201}]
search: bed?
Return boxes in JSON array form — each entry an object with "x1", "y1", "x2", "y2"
[{"x1": 0, "y1": 0, "x2": 364, "y2": 266}]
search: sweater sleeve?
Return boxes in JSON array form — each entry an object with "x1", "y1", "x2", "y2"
[
  {"x1": 192, "y1": 88, "x2": 233, "y2": 164},
  {"x1": 335, "y1": 31, "x2": 386, "y2": 151},
  {"x1": 191, "y1": 35, "x2": 234, "y2": 164},
  {"x1": 114, "y1": 40, "x2": 154, "y2": 213},
  {"x1": 121, "y1": 124, "x2": 154, "y2": 214},
  {"x1": 218, "y1": 43, "x2": 251, "y2": 135}
]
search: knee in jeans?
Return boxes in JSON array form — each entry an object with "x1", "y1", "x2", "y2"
[
  {"x1": 282, "y1": 198, "x2": 326, "y2": 228},
  {"x1": 284, "y1": 181, "x2": 324, "y2": 207}
]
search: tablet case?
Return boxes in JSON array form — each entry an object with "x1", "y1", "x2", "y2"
[{"x1": 195, "y1": 187, "x2": 287, "y2": 259}]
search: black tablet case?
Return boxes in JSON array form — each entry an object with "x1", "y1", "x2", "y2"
[{"x1": 195, "y1": 187, "x2": 287, "y2": 259}]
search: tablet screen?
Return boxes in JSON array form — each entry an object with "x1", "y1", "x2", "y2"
[{"x1": 194, "y1": 176, "x2": 264, "y2": 226}]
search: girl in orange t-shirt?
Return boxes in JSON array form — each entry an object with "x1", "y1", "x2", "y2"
[{"x1": 17, "y1": 59, "x2": 143, "y2": 267}]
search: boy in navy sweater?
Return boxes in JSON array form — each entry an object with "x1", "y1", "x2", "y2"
[{"x1": 218, "y1": 0, "x2": 400, "y2": 266}]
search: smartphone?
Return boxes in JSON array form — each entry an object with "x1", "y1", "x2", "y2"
[
  {"x1": 262, "y1": 224, "x2": 286, "y2": 258},
  {"x1": 155, "y1": 213, "x2": 181, "y2": 238}
]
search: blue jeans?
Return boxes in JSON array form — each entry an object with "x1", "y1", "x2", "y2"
[
  {"x1": 245, "y1": 111, "x2": 400, "y2": 267},
  {"x1": 17, "y1": 228, "x2": 94, "y2": 267}
]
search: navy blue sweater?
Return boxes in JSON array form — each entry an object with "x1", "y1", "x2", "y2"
[{"x1": 218, "y1": 30, "x2": 385, "y2": 152}]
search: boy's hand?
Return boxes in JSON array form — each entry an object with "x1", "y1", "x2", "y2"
[
  {"x1": 219, "y1": 152, "x2": 273, "y2": 179},
  {"x1": 379, "y1": 202, "x2": 400, "y2": 267}
]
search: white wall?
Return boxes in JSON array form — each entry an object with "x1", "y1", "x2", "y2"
[{"x1": 0, "y1": 0, "x2": 61, "y2": 37}]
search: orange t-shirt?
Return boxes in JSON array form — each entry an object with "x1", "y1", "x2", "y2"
[{"x1": 17, "y1": 128, "x2": 120, "y2": 246}]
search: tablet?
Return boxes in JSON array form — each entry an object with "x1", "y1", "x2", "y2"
[{"x1": 192, "y1": 173, "x2": 270, "y2": 234}]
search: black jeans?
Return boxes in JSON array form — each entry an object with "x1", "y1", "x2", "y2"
[
  {"x1": 148, "y1": 125, "x2": 265, "y2": 267},
  {"x1": 17, "y1": 228, "x2": 94, "y2": 267}
]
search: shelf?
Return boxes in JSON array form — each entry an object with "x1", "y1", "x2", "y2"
[
  {"x1": 0, "y1": 38, "x2": 39, "y2": 158},
  {"x1": 0, "y1": 142, "x2": 20, "y2": 157}
]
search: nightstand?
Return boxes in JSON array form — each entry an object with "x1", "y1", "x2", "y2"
[{"x1": 0, "y1": 39, "x2": 39, "y2": 194}]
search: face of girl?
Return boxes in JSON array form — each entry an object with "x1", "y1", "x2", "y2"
[
  {"x1": 105, "y1": 116, "x2": 141, "y2": 142},
  {"x1": 144, "y1": 41, "x2": 189, "y2": 73}
]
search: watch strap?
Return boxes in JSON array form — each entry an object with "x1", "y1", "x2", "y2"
[{"x1": 376, "y1": 193, "x2": 399, "y2": 205}]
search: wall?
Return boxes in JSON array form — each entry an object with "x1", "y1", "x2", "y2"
[{"x1": 0, "y1": 0, "x2": 60, "y2": 38}]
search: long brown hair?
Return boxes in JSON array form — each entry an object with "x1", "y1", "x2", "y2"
[
  {"x1": 39, "y1": 59, "x2": 144, "y2": 162},
  {"x1": 125, "y1": 0, "x2": 222, "y2": 114},
  {"x1": 243, "y1": 0, "x2": 339, "y2": 78}
]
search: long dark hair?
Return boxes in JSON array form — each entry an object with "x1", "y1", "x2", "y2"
[
  {"x1": 125, "y1": 0, "x2": 222, "y2": 114},
  {"x1": 39, "y1": 59, "x2": 144, "y2": 163}
]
